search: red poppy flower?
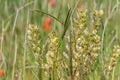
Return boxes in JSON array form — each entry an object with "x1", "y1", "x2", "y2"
[
  {"x1": 42, "y1": 23, "x2": 51, "y2": 32},
  {"x1": 0, "y1": 70, "x2": 4, "y2": 77},
  {"x1": 43, "y1": 17, "x2": 53, "y2": 32},
  {"x1": 49, "y1": 0, "x2": 56, "y2": 8},
  {"x1": 45, "y1": 18, "x2": 52, "y2": 25}
]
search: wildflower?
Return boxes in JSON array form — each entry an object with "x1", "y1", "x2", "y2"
[
  {"x1": 49, "y1": 0, "x2": 56, "y2": 8},
  {"x1": 42, "y1": 23, "x2": 51, "y2": 32},
  {"x1": 45, "y1": 18, "x2": 52, "y2": 25},
  {"x1": 0, "y1": 70, "x2": 4, "y2": 77},
  {"x1": 42, "y1": 18, "x2": 53, "y2": 32}
]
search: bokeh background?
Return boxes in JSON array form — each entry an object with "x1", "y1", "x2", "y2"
[{"x1": 0, "y1": 0, "x2": 120, "y2": 80}]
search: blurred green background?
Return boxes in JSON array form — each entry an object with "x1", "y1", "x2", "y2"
[{"x1": 0, "y1": 0, "x2": 120, "y2": 80}]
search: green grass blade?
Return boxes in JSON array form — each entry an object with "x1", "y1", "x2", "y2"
[
  {"x1": 61, "y1": 0, "x2": 80, "y2": 39},
  {"x1": 31, "y1": 9, "x2": 64, "y2": 25},
  {"x1": 61, "y1": 8, "x2": 72, "y2": 39}
]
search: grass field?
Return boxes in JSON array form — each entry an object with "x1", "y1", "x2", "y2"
[{"x1": 0, "y1": 0, "x2": 120, "y2": 80}]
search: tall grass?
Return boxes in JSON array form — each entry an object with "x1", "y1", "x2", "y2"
[{"x1": 0, "y1": 0, "x2": 120, "y2": 80}]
